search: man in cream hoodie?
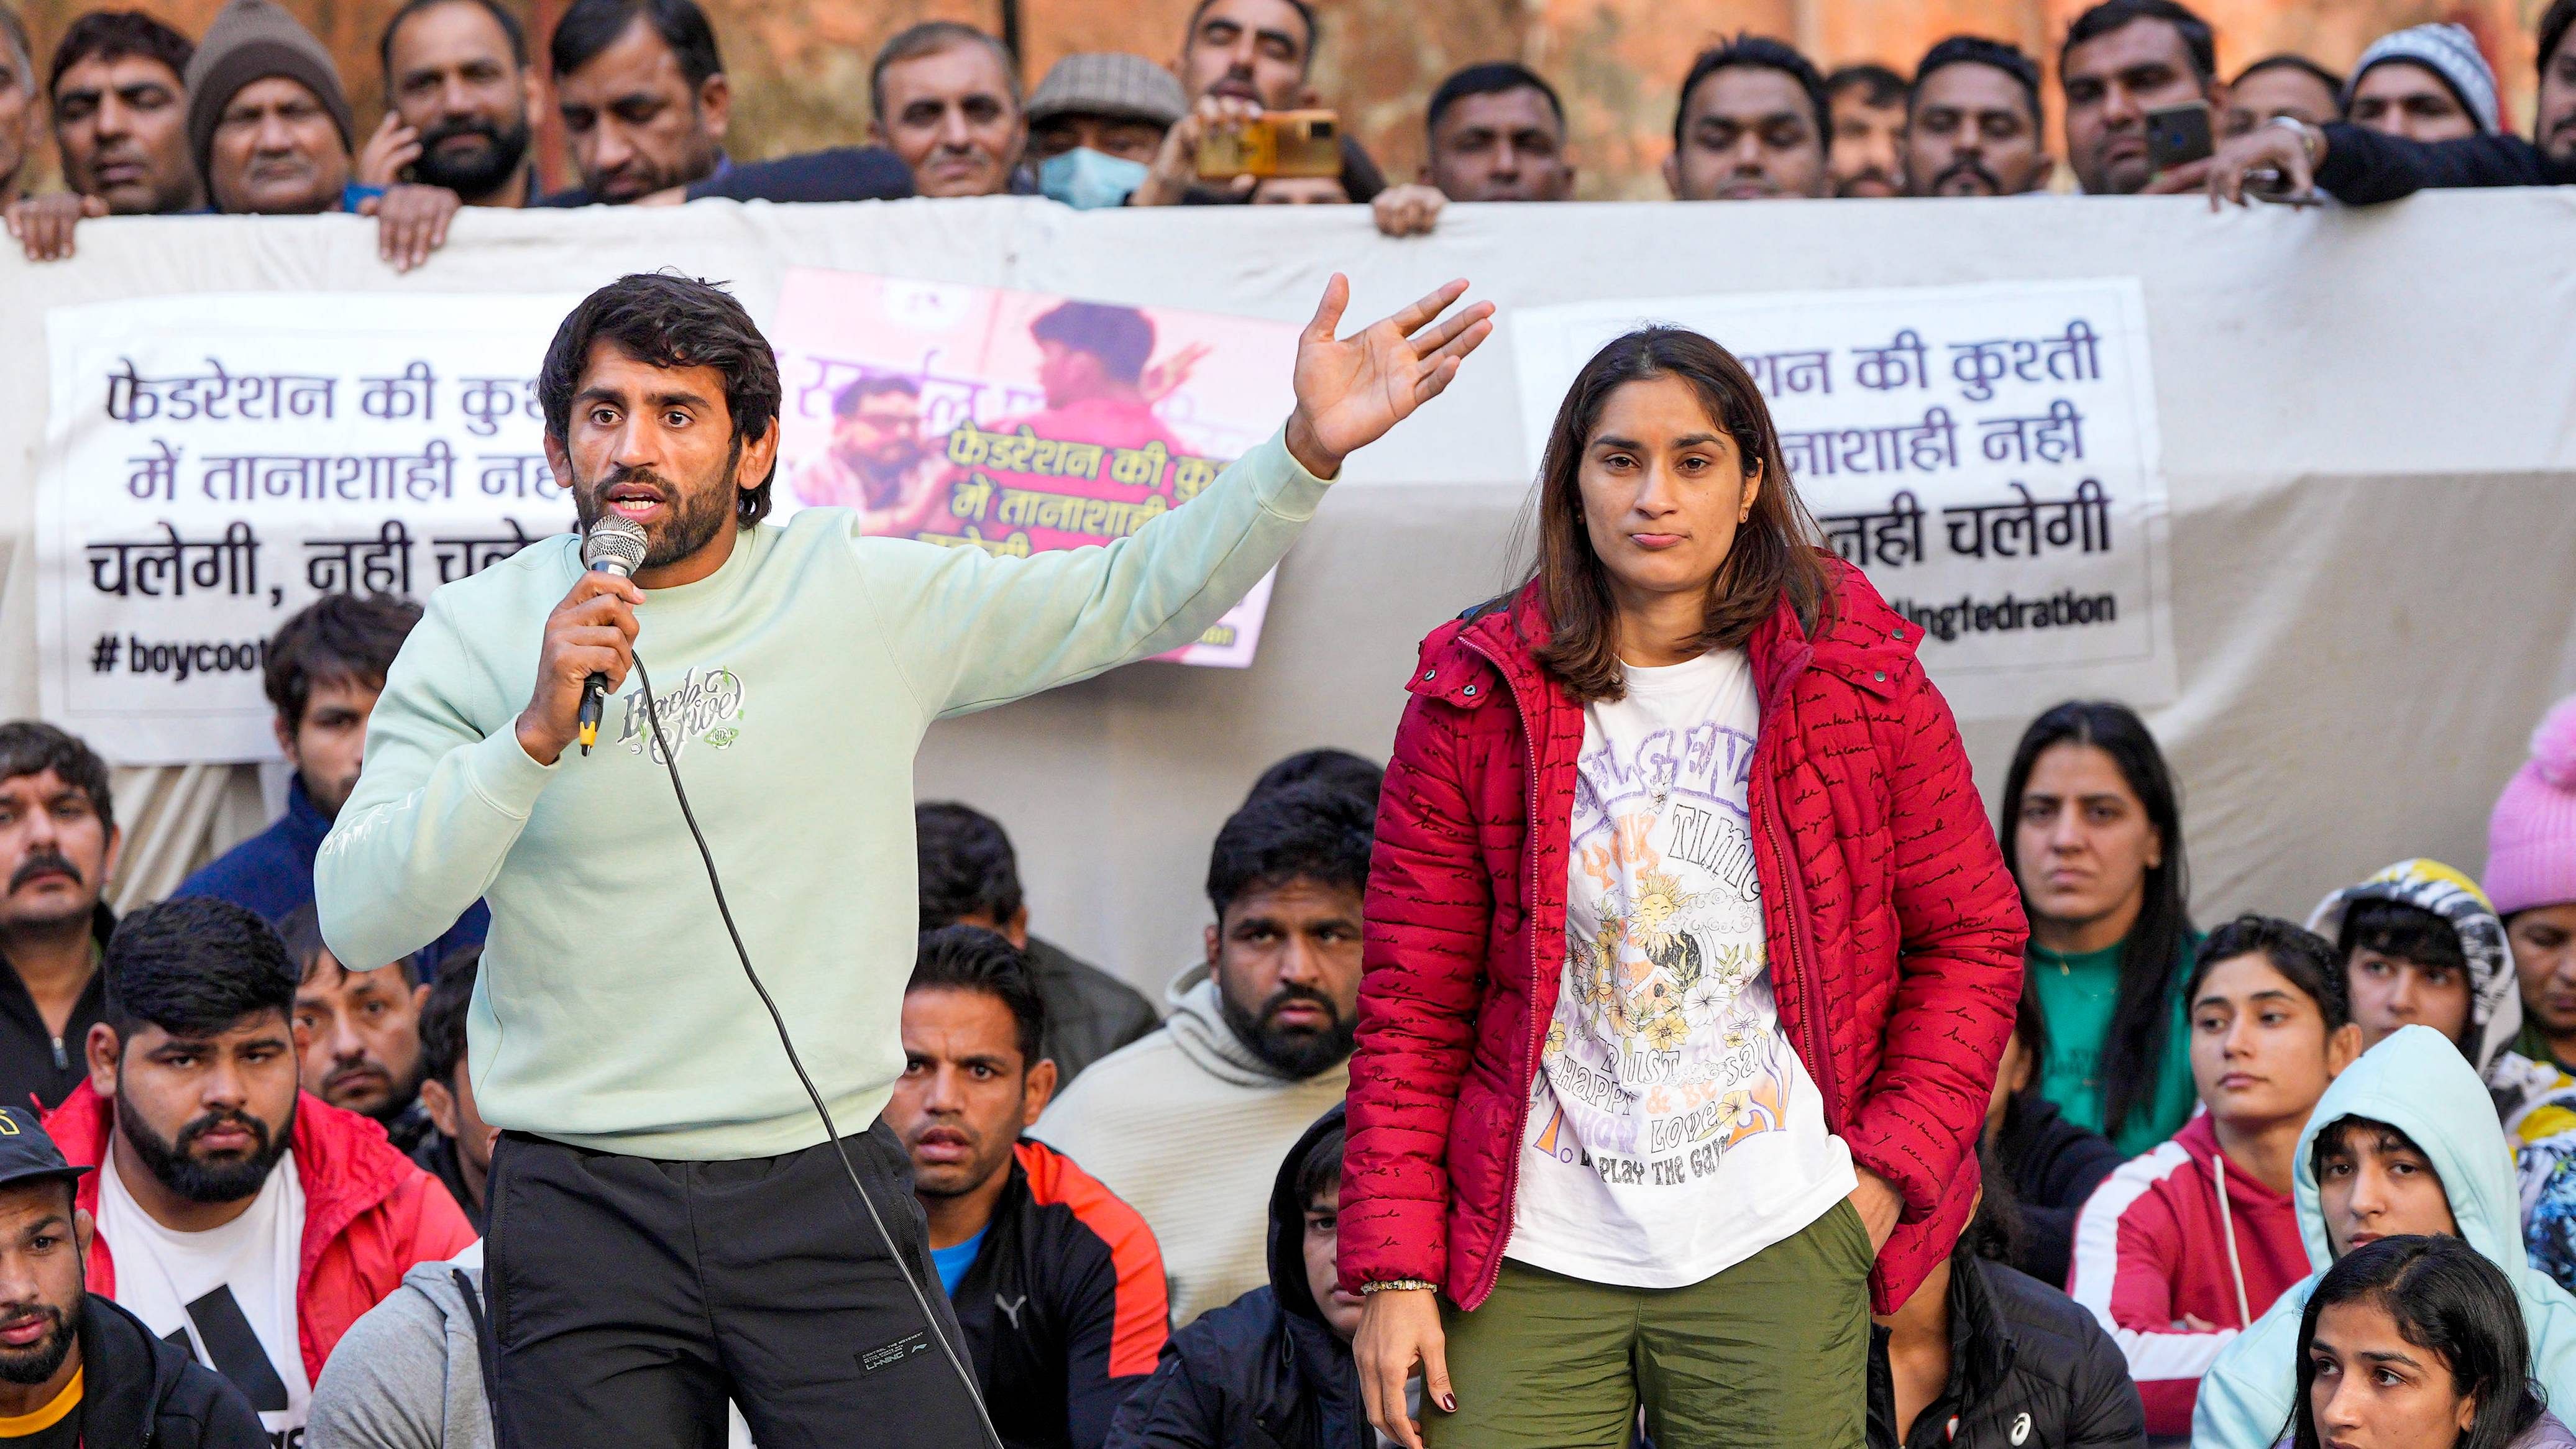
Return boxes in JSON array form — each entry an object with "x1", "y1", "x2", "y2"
[
  {"x1": 1035, "y1": 782, "x2": 1372, "y2": 1325},
  {"x1": 313, "y1": 272, "x2": 1490, "y2": 1445},
  {"x1": 2194, "y1": 1024, "x2": 2576, "y2": 1446}
]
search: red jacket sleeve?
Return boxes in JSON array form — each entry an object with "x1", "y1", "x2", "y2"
[
  {"x1": 1840, "y1": 660, "x2": 2027, "y2": 1221},
  {"x1": 1340, "y1": 690, "x2": 1493, "y2": 1291},
  {"x1": 2069, "y1": 1150, "x2": 2235, "y2": 1437}
]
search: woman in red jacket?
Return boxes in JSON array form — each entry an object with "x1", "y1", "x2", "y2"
[{"x1": 1341, "y1": 327, "x2": 2025, "y2": 1448}]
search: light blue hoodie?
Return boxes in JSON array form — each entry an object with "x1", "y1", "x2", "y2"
[{"x1": 2194, "y1": 1025, "x2": 2576, "y2": 1446}]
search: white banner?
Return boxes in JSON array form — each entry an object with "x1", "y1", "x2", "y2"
[
  {"x1": 1513, "y1": 279, "x2": 2173, "y2": 714},
  {"x1": 38, "y1": 294, "x2": 579, "y2": 762},
  {"x1": 6, "y1": 196, "x2": 2573, "y2": 974}
]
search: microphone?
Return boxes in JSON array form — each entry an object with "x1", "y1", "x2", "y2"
[{"x1": 576, "y1": 516, "x2": 649, "y2": 756}]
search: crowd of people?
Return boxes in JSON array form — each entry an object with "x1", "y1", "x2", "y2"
[
  {"x1": 1, "y1": 560, "x2": 2573, "y2": 1447},
  {"x1": 6, "y1": 0, "x2": 2575, "y2": 265}
]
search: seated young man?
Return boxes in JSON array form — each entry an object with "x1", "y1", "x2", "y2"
[
  {"x1": 42, "y1": 897, "x2": 477, "y2": 1445},
  {"x1": 1106, "y1": 1104, "x2": 1368, "y2": 1448},
  {"x1": 1032, "y1": 783, "x2": 1371, "y2": 1325},
  {"x1": 2310, "y1": 858, "x2": 2576, "y2": 1144},
  {"x1": 2193, "y1": 1023, "x2": 2576, "y2": 1447},
  {"x1": 2068, "y1": 915, "x2": 2362, "y2": 1437},
  {"x1": 0, "y1": 1104, "x2": 267, "y2": 1446},
  {"x1": 889, "y1": 925, "x2": 1169, "y2": 1449}
]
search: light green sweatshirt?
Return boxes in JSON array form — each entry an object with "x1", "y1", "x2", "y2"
[{"x1": 316, "y1": 431, "x2": 1326, "y2": 1159}]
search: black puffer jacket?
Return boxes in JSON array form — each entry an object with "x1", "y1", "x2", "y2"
[
  {"x1": 82, "y1": 1291, "x2": 269, "y2": 1448},
  {"x1": 1106, "y1": 1105, "x2": 1368, "y2": 1449},
  {"x1": 1993, "y1": 1092, "x2": 2124, "y2": 1289},
  {"x1": 1867, "y1": 1255, "x2": 2144, "y2": 1449}
]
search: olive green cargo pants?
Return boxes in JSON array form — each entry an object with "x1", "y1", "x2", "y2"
[{"x1": 1426, "y1": 1199, "x2": 1874, "y2": 1449}]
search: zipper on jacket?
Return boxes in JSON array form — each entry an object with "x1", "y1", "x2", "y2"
[
  {"x1": 1460, "y1": 632, "x2": 1547, "y2": 1311},
  {"x1": 50, "y1": 1036, "x2": 65, "y2": 1071}
]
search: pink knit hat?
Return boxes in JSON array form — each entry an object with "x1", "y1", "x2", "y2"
[{"x1": 2489, "y1": 693, "x2": 2576, "y2": 916}]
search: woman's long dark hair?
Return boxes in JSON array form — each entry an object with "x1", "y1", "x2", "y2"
[
  {"x1": 1997, "y1": 700, "x2": 2193, "y2": 1141},
  {"x1": 1519, "y1": 327, "x2": 1833, "y2": 703},
  {"x1": 2290, "y1": 1235, "x2": 2546, "y2": 1449}
]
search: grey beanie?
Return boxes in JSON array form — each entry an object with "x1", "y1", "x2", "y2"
[
  {"x1": 184, "y1": 0, "x2": 356, "y2": 203},
  {"x1": 2348, "y1": 23, "x2": 2501, "y2": 134}
]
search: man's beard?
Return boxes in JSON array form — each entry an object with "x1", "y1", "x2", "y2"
[
  {"x1": 411, "y1": 115, "x2": 531, "y2": 198},
  {"x1": 572, "y1": 455, "x2": 737, "y2": 569},
  {"x1": 370, "y1": 1058, "x2": 428, "y2": 1124},
  {"x1": 0, "y1": 1302, "x2": 73, "y2": 1387},
  {"x1": 1220, "y1": 984, "x2": 1355, "y2": 1079},
  {"x1": 332, "y1": 1054, "x2": 426, "y2": 1123},
  {"x1": 118, "y1": 1090, "x2": 293, "y2": 1205}
]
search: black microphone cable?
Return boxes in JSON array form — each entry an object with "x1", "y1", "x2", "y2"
[{"x1": 628, "y1": 651, "x2": 1006, "y2": 1449}]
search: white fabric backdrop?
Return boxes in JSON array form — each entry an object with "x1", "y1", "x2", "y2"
[{"x1": 4, "y1": 191, "x2": 2574, "y2": 984}]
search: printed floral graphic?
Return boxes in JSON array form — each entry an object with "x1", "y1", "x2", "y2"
[{"x1": 1532, "y1": 714, "x2": 1795, "y2": 1189}]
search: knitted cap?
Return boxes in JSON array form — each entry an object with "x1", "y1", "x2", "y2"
[
  {"x1": 1026, "y1": 52, "x2": 1188, "y2": 129},
  {"x1": 184, "y1": 0, "x2": 355, "y2": 198},
  {"x1": 2489, "y1": 694, "x2": 2576, "y2": 916},
  {"x1": 2349, "y1": 23, "x2": 2500, "y2": 134}
]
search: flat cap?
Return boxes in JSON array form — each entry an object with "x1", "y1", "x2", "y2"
[{"x1": 1027, "y1": 52, "x2": 1188, "y2": 129}]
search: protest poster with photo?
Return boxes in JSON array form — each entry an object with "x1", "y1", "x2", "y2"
[
  {"x1": 37, "y1": 293, "x2": 580, "y2": 764},
  {"x1": 1511, "y1": 279, "x2": 2175, "y2": 720},
  {"x1": 766, "y1": 268, "x2": 1300, "y2": 669}
]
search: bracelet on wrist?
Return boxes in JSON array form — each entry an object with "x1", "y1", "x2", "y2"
[
  {"x1": 2263, "y1": 114, "x2": 2324, "y2": 167},
  {"x1": 1360, "y1": 1279, "x2": 1438, "y2": 1295}
]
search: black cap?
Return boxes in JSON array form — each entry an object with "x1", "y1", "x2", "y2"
[{"x1": 0, "y1": 1107, "x2": 89, "y2": 1194}]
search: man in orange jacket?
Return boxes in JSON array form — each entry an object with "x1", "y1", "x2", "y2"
[{"x1": 42, "y1": 897, "x2": 478, "y2": 1444}]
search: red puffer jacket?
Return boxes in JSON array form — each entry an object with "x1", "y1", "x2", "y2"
[{"x1": 1340, "y1": 562, "x2": 2025, "y2": 1314}]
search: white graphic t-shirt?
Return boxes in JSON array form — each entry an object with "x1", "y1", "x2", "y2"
[
  {"x1": 1506, "y1": 648, "x2": 1857, "y2": 1289},
  {"x1": 99, "y1": 1148, "x2": 311, "y2": 1441}
]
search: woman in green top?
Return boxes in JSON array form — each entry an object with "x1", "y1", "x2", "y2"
[{"x1": 1999, "y1": 701, "x2": 2198, "y2": 1158}]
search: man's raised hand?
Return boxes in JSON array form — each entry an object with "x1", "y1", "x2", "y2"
[{"x1": 1283, "y1": 275, "x2": 1494, "y2": 479}]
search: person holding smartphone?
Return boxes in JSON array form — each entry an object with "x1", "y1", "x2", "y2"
[
  {"x1": 1129, "y1": 0, "x2": 1384, "y2": 207},
  {"x1": 2058, "y1": 0, "x2": 2222, "y2": 194}
]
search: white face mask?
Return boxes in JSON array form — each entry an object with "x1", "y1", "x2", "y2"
[{"x1": 1039, "y1": 147, "x2": 1151, "y2": 210}]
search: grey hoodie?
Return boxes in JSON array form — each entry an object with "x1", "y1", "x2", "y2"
[
  {"x1": 308, "y1": 1248, "x2": 495, "y2": 1449},
  {"x1": 309, "y1": 1246, "x2": 763, "y2": 1448},
  {"x1": 1034, "y1": 965, "x2": 1351, "y2": 1323}
]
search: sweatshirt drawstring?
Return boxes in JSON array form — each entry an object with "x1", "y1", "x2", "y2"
[{"x1": 2213, "y1": 1153, "x2": 2253, "y2": 1328}]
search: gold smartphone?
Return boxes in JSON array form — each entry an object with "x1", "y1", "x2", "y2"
[{"x1": 1196, "y1": 110, "x2": 1344, "y2": 180}]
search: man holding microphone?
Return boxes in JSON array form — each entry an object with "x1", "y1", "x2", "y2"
[{"x1": 315, "y1": 270, "x2": 1490, "y2": 1445}]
